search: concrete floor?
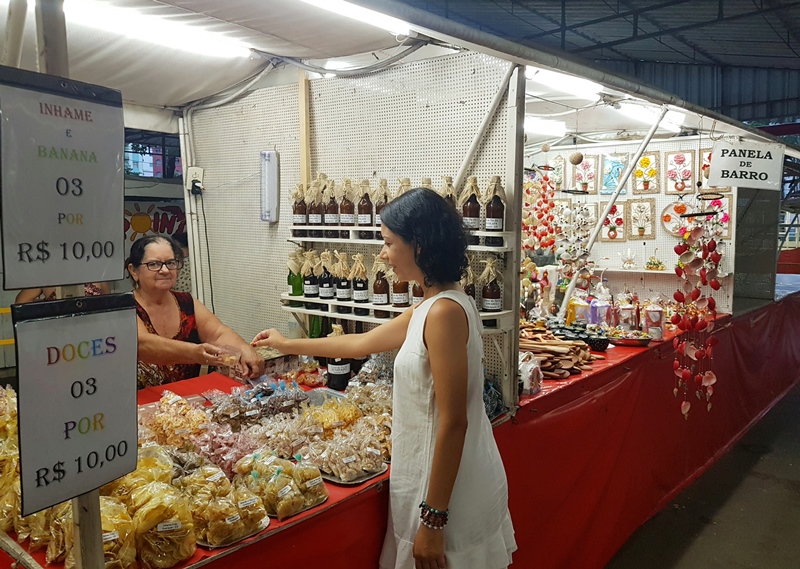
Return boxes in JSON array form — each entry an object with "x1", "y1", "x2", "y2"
[{"x1": 607, "y1": 366, "x2": 800, "y2": 569}]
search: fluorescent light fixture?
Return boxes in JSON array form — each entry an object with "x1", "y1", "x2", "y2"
[
  {"x1": 524, "y1": 117, "x2": 567, "y2": 137},
  {"x1": 617, "y1": 102, "x2": 686, "y2": 133},
  {"x1": 63, "y1": 0, "x2": 251, "y2": 58},
  {"x1": 526, "y1": 66, "x2": 602, "y2": 100},
  {"x1": 261, "y1": 151, "x2": 280, "y2": 223},
  {"x1": 297, "y1": 0, "x2": 411, "y2": 36}
]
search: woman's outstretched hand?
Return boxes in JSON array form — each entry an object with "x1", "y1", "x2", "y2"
[{"x1": 251, "y1": 328, "x2": 287, "y2": 351}]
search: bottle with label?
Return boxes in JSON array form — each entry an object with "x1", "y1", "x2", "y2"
[
  {"x1": 287, "y1": 250, "x2": 304, "y2": 307},
  {"x1": 307, "y1": 181, "x2": 324, "y2": 238},
  {"x1": 484, "y1": 175, "x2": 506, "y2": 247},
  {"x1": 412, "y1": 281, "x2": 424, "y2": 305},
  {"x1": 301, "y1": 251, "x2": 319, "y2": 309},
  {"x1": 440, "y1": 176, "x2": 457, "y2": 209},
  {"x1": 392, "y1": 281, "x2": 410, "y2": 309},
  {"x1": 350, "y1": 253, "x2": 370, "y2": 316},
  {"x1": 339, "y1": 179, "x2": 356, "y2": 239},
  {"x1": 327, "y1": 357, "x2": 351, "y2": 391},
  {"x1": 373, "y1": 179, "x2": 390, "y2": 240},
  {"x1": 324, "y1": 188, "x2": 340, "y2": 239},
  {"x1": 291, "y1": 183, "x2": 307, "y2": 238},
  {"x1": 334, "y1": 251, "x2": 352, "y2": 314},
  {"x1": 460, "y1": 176, "x2": 481, "y2": 245},
  {"x1": 482, "y1": 279, "x2": 502, "y2": 312},
  {"x1": 373, "y1": 269, "x2": 390, "y2": 319},
  {"x1": 317, "y1": 251, "x2": 335, "y2": 312},
  {"x1": 357, "y1": 180, "x2": 373, "y2": 240}
]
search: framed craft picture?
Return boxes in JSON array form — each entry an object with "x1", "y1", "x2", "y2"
[
  {"x1": 699, "y1": 147, "x2": 732, "y2": 193},
  {"x1": 572, "y1": 202, "x2": 597, "y2": 238},
  {"x1": 600, "y1": 153, "x2": 629, "y2": 195},
  {"x1": 571, "y1": 155, "x2": 598, "y2": 194},
  {"x1": 665, "y1": 150, "x2": 696, "y2": 195},
  {"x1": 627, "y1": 198, "x2": 657, "y2": 240},
  {"x1": 632, "y1": 152, "x2": 660, "y2": 194},
  {"x1": 549, "y1": 155, "x2": 567, "y2": 192},
  {"x1": 698, "y1": 193, "x2": 732, "y2": 239},
  {"x1": 599, "y1": 201, "x2": 626, "y2": 241}
]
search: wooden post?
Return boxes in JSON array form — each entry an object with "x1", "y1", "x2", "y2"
[
  {"x1": 298, "y1": 69, "x2": 312, "y2": 188},
  {"x1": 34, "y1": 0, "x2": 68, "y2": 76}
]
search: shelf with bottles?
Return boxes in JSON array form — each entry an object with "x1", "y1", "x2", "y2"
[
  {"x1": 280, "y1": 293, "x2": 515, "y2": 333},
  {"x1": 290, "y1": 226, "x2": 516, "y2": 252}
]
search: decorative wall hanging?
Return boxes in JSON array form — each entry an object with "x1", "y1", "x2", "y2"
[
  {"x1": 550, "y1": 155, "x2": 567, "y2": 192},
  {"x1": 599, "y1": 202, "x2": 626, "y2": 241},
  {"x1": 571, "y1": 155, "x2": 598, "y2": 194},
  {"x1": 632, "y1": 152, "x2": 660, "y2": 194},
  {"x1": 600, "y1": 153, "x2": 629, "y2": 195},
  {"x1": 699, "y1": 193, "x2": 732, "y2": 239},
  {"x1": 665, "y1": 150, "x2": 696, "y2": 195},
  {"x1": 627, "y1": 198, "x2": 657, "y2": 240},
  {"x1": 661, "y1": 201, "x2": 694, "y2": 237}
]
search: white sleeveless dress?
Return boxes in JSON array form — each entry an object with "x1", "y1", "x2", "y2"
[{"x1": 379, "y1": 290, "x2": 517, "y2": 569}]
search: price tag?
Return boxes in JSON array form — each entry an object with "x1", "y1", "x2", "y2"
[
  {"x1": 157, "y1": 521, "x2": 182, "y2": 532},
  {"x1": 305, "y1": 476, "x2": 323, "y2": 488},
  {"x1": 238, "y1": 497, "x2": 258, "y2": 509},
  {"x1": 0, "y1": 68, "x2": 125, "y2": 289},
  {"x1": 13, "y1": 295, "x2": 138, "y2": 516}
]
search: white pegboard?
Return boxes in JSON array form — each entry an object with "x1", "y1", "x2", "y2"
[
  {"x1": 188, "y1": 52, "x2": 515, "y2": 383},
  {"x1": 527, "y1": 135, "x2": 736, "y2": 314}
]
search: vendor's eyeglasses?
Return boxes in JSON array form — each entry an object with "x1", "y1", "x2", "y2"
[{"x1": 143, "y1": 259, "x2": 183, "y2": 271}]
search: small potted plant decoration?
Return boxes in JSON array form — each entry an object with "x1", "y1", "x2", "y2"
[
  {"x1": 631, "y1": 202, "x2": 651, "y2": 237},
  {"x1": 667, "y1": 153, "x2": 693, "y2": 191},
  {"x1": 634, "y1": 156, "x2": 657, "y2": 190},
  {"x1": 603, "y1": 204, "x2": 624, "y2": 239}
]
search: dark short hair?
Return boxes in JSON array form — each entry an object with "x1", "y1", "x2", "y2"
[
  {"x1": 381, "y1": 188, "x2": 468, "y2": 287},
  {"x1": 126, "y1": 235, "x2": 184, "y2": 283}
]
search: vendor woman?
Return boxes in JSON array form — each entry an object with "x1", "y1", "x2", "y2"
[{"x1": 128, "y1": 235, "x2": 264, "y2": 389}]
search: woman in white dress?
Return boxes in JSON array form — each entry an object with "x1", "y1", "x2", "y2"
[{"x1": 253, "y1": 188, "x2": 516, "y2": 569}]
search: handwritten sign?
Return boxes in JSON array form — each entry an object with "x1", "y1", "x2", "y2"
[
  {"x1": 13, "y1": 294, "x2": 137, "y2": 516},
  {"x1": 0, "y1": 65, "x2": 125, "y2": 289},
  {"x1": 708, "y1": 140, "x2": 785, "y2": 191}
]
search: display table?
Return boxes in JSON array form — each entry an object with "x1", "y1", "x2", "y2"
[{"x1": 2, "y1": 293, "x2": 800, "y2": 569}]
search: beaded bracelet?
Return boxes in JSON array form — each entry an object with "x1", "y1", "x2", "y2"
[{"x1": 419, "y1": 501, "x2": 449, "y2": 530}]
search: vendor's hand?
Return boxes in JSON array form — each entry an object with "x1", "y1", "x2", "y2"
[
  {"x1": 413, "y1": 525, "x2": 446, "y2": 569},
  {"x1": 251, "y1": 328, "x2": 286, "y2": 351},
  {"x1": 196, "y1": 343, "x2": 224, "y2": 367},
  {"x1": 240, "y1": 346, "x2": 266, "y2": 379}
]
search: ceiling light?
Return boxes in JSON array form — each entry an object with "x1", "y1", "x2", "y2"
[
  {"x1": 524, "y1": 118, "x2": 567, "y2": 137},
  {"x1": 616, "y1": 102, "x2": 685, "y2": 133},
  {"x1": 526, "y1": 66, "x2": 602, "y2": 100},
  {"x1": 297, "y1": 0, "x2": 411, "y2": 36},
  {"x1": 63, "y1": 0, "x2": 252, "y2": 58}
]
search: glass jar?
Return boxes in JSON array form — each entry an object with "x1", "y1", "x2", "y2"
[
  {"x1": 292, "y1": 199, "x2": 307, "y2": 238},
  {"x1": 353, "y1": 277, "x2": 370, "y2": 315},
  {"x1": 481, "y1": 279, "x2": 502, "y2": 312},
  {"x1": 485, "y1": 195, "x2": 505, "y2": 247},
  {"x1": 318, "y1": 266, "x2": 334, "y2": 312},
  {"x1": 340, "y1": 197, "x2": 355, "y2": 239},
  {"x1": 462, "y1": 194, "x2": 481, "y2": 245},
  {"x1": 336, "y1": 276, "x2": 352, "y2": 314},
  {"x1": 412, "y1": 282, "x2": 424, "y2": 305},
  {"x1": 357, "y1": 192, "x2": 373, "y2": 240},
  {"x1": 373, "y1": 271, "x2": 390, "y2": 318},
  {"x1": 392, "y1": 281, "x2": 410, "y2": 309},
  {"x1": 308, "y1": 201, "x2": 324, "y2": 238},
  {"x1": 324, "y1": 196, "x2": 340, "y2": 239}
]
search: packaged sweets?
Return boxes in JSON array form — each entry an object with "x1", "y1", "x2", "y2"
[
  {"x1": 101, "y1": 446, "x2": 173, "y2": 512},
  {"x1": 64, "y1": 496, "x2": 136, "y2": 569},
  {"x1": 46, "y1": 502, "x2": 72, "y2": 564},
  {"x1": 231, "y1": 485, "x2": 268, "y2": 537},
  {"x1": 190, "y1": 493, "x2": 245, "y2": 547},
  {"x1": 177, "y1": 465, "x2": 232, "y2": 502},
  {"x1": 265, "y1": 467, "x2": 305, "y2": 521},
  {"x1": 130, "y1": 482, "x2": 196, "y2": 569},
  {"x1": 292, "y1": 454, "x2": 328, "y2": 508}
]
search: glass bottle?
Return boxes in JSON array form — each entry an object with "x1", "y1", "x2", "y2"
[
  {"x1": 288, "y1": 269, "x2": 303, "y2": 308},
  {"x1": 318, "y1": 265, "x2": 334, "y2": 312},
  {"x1": 373, "y1": 270, "x2": 390, "y2": 318},
  {"x1": 464, "y1": 281, "x2": 476, "y2": 300},
  {"x1": 357, "y1": 184, "x2": 373, "y2": 240},
  {"x1": 324, "y1": 195, "x2": 340, "y2": 239},
  {"x1": 412, "y1": 282, "x2": 424, "y2": 305},
  {"x1": 485, "y1": 177, "x2": 505, "y2": 247},
  {"x1": 353, "y1": 276, "x2": 370, "y2": 316},
  {"x1": 340, "y1": 195, "x2": 355, "y2": 239},
  {"x1": 392, "y1": 281, "x2": 410, "y2": 309},
  {"x1": 311, "y1": 316, "x2": 326, "y2": 367},
  {"x1": 327, "y1": 355, "x2": 351, "y2": 391},
  {"x1": 303, "y1": 272, "x2": 319, "y2": 309},
  {"x1": 308, "y1": 199, "x2": 324, "y2": 238},
  {"x1": 462, "y1": 193, "x2": 481, "y2": 246},
  {"x1": 292, "y1": 196, "x2": 307, "y2": 238},
  {"x1": 482, "y1": 279, "x2": 502, "y2": 312},
  {"x1": 336, "y1": 275, "x2": 352, "y2": 314}
]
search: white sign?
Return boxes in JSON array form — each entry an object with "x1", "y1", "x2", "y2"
[
  {"x1": 14, "y1": 295, "x2": 137, "y2": 516},
  {"x1": 708, "y1": 140, "x2": 785, "y2": 191},
  {"x1": 0, "y1": 69, "x2": 125, "y2": 289}
]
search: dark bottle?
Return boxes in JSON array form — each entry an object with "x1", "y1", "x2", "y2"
[
  {"x1": 336, "y1": 276, "x2": 352, "y2": 314},
  {"x1": 288, "y1": 270, "x2": 303, "y2": 308},
  {"x1": 312, "y1": 316, "x2": 327, "y2": 367},
  {"x1": 327, "y1": 356, "x2": 351, "y2": 391},
  {"x1": 308, "y1": 200, "x2": 324, "y2": 238},
  {"x1": 444, "y1": 195, "x2": 457, "y2": 209},
  {"x1": 464, "y1": 282, "x2": 476, "y2": 300},
  {"x1": 292, "y1": 197, "x2": 307, "y2": 238},
  {"x1": 375, "y1": 201, "x2": 386, "y2": 240},
  {"x1": 485, "y1": 177, "x2": 505, "y2": 247},
  {"x1": 392, "y1": 281, "x2": 410, "y2": 309},
  {"x1": 373, "y1": 270, "x2": 390, "y2": 319},
  {"x1": 462, "y1": 194, "x2": 481, "y2": 246},
  {"x1": 303, "y1": 272, "x2": 319, "y2": 309},
  {"x1": 324, "y1": 196, "x2": 340, "y2": 239},
  {"x1": 340, "y1": 195, "x2": 355, "y2": 239},
  {"x1": 318, "y1": 265, "x2": 334, "y2": 312},
  {"x1": 357, "y1": 189, "x2": 373, "y2": 240},
  {"x1": 353, "y1": 277, "x2": 370, "y2": 316},
  {"x1": 482, "y1": 279, "x2": 502, "y2": 312},
  {"x1": 412, "y1": 282, "x2": 424, "y2": 305}
]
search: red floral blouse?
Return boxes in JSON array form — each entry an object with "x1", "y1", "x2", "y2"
[{"x1": 136, "y1": 290, "x2": 202, "y2": 389}]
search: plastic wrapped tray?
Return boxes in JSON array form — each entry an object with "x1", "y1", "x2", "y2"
[{"x1": 321, "y1": 462, "x2": 388, "y2": 485}]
